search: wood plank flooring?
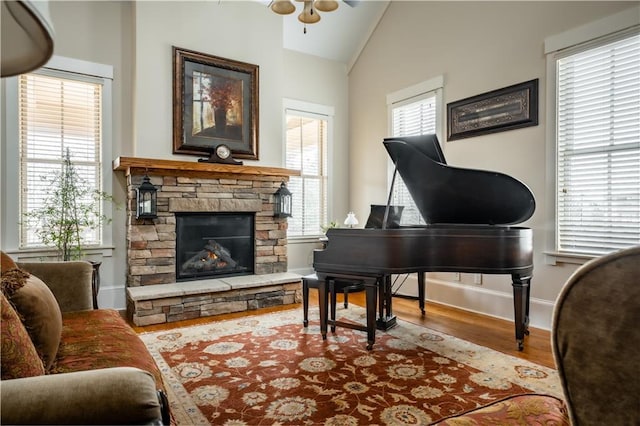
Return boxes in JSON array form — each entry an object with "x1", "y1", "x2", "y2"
[{"x1": 132, "y1": 290, "x2": 555, "y2": 369}]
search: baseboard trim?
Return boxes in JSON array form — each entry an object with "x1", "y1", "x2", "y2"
[
  {"x1": 97, "y1": 285, "x2": 127, "y2": 310},
  {"x1": 399, "y1": 277, "x2": 555, "y2": 331}
]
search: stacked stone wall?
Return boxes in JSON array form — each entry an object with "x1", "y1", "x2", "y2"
[{"x1": 125, "y1": 174, "x2": 288, "y2": 287}]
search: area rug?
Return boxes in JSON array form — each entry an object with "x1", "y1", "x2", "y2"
[{"x1": 139, "y1": 306, "x2": 563, "y2": 425}]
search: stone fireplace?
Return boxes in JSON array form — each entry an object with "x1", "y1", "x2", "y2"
[{"x1": 113, "y1": 157, "x2": 302, "y2": 325}]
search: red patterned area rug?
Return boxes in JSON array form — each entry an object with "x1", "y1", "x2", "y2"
[{"x1": 139, "y1": 306, "x2": 563, "y2": 425}]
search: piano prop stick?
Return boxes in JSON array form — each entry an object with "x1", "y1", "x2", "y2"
[{"x1": 313, "y1": 134, "x2": 535, "y2": 351}]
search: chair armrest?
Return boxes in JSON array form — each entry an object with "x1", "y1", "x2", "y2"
[
  {"x1": 17, "y1": 261, "x2": 93, "y2": 312},
  {"x1": 0, "y1": 367, "x2": 165, "y2": 425}
]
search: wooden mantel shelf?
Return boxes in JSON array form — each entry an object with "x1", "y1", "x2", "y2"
[{"x1": 113, "y1": 156, "x2": 300, "y2": 179}]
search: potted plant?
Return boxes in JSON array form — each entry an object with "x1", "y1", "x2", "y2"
[{"x1": 23, "y1": 149, "x2": 114, "y2": 261}]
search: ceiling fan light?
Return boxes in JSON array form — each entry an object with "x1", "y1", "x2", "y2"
[
  {"x1": 298, "y1": 1, "x2": 320, "y2": 24},
  {"x1": 271, "y1": 0, "x2": 295, "y2": 15},
  {"x1": 1, "y1": 0, "x2": 55, "y2": 77},
  {"x1": 314, "y1": 0, "x2": 338, "y2": 12}
]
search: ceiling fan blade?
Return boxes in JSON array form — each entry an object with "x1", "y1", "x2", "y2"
[{"x1": 343, "y1": 0, "x2": 360, "y2": 7}]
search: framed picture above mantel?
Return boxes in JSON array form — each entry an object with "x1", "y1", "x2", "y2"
[
  {"x1": 447, "y1": 79, "x2": 539, "y2": 141},
  {"x1": 172, "y1": 47, "x2": 259, "y2": 160}
]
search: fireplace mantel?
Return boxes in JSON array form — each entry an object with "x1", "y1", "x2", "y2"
[{"x1": 113, "y1": 156, "x2": 300, "y2": 180}]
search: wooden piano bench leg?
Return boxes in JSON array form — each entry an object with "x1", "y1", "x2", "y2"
[
  {"x1": 418, "y1": 272, "x2": 426, "y2": 316},
  {"x1": 329, "y1": 279, "x2": 336, "y2": 333},
  {"x1": 317, "y1": 277, "x2": 329, "y2": 341},
  {"x1": 302, "y1": 273, "x2": 323, "y2": 328},
  {"x1": 302, "y1": 276, "x2": 310, "y2": 327}
]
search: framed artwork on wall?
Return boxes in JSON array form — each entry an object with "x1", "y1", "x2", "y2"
[
  {"x1": 447, "y1": 79, "x2": 538, "y2": 141},
  {"x1": 172, "y1": 47, "x2": 259, "y2": 160}
]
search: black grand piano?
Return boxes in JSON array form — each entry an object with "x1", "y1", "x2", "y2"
[{"x1": 313, "y1": 134, "x2": 535, "y2": 350}]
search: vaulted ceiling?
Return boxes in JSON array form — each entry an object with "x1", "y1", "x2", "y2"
[{"x1": 263, "y1": 0, "x2": 390, "y2": 69}]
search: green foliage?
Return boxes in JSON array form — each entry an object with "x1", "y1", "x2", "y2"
[
  {"x1": 321, "y1": 221, "x2": 339, "y2": 234},
  {"x1": 23, "y1": 149, "x2": 114, "y2": 261}
]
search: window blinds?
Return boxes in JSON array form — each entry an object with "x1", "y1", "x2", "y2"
[
  {"x1": 390, "y1": 94, "x2": 437, "y2": 225},
  {"x1": 556, "y1": 32, "x2": 640, "y2": 255},
  {"x1": 19, "y1": 72, "x2": 103, "y2": 248},
  {"x1": 285, "y1": 112, "x2": 328, "y2": 237}
]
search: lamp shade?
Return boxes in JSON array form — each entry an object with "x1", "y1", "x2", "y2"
[
  {"x1": 314, "y1": 0, "x2": 338, "y2": 12},
  {"x1": 271, "y1": 0, "x2": 295, "y2": 15},
  {"x1": 1, "y1": 0, "x2": 55, "y2": 78},
  {"x1": 344, "y1": 212, "x2": 359, "y2": 227},
  {"x1": 298, "y1": 1, "x2": 320, "y2": 24}
]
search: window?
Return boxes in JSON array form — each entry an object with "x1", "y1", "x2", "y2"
[
  {"x1": 387, "y1": 77, "x2": 443, "y2": 225},
  {"x1": 284, "y1": 104, "x2": 330, "y2": 238},
  {"x1": 18, "y1": 66, "x2": 108, "y2": 250},
  {"x1": 552, "y1": 30, "x2": 640, "y2": 256}
]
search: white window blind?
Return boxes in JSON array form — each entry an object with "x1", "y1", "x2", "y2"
[
  {"x1": 556, "y1": 31, "x2": 640, "y2": 255},
  {"x1": 390, "y1": 93, "x2": 438, "y2": 225},
  {"x1": 285, "y1": 112, "x2": 328, "y2": 237},
  {"x1": 19, "y1": 72, "x2": 104, "y2": 248}
]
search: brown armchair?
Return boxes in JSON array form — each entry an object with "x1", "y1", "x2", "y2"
[
  {"x1": 433, "y1": 245, "x2": 640, "y2": 425},
  {"x1": 1, "y1": 258, "x2": 169, "y2": 425},
  {"x1": 552, "y1": 245, "x2": 640, "y2": 425}
]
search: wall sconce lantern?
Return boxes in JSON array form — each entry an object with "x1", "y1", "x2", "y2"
[
  {"x1": 136, "y1": 174, "x2": 157, "y2": 219},
  {"x1": 274, "y1": 181, "x2": 292, "y2": 218}
]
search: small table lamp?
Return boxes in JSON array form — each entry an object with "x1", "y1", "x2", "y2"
[{"x1": 344, "y1": 212, "x2": 359, "y2": 228}]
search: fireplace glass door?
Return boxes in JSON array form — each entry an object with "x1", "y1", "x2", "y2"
[{"x1": 176, "y1": 213, "x2": 254, "y2": 281}]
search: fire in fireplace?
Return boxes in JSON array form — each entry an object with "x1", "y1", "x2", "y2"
[{"x1": 176, "y1": 213, "x2": 254, "y2": 281}]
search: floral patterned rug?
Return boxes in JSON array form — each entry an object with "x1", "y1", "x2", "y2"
[{"x1": 139, "y1": 306, "x2": 563, "y2": 425}]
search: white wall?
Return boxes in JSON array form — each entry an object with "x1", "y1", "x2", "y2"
[
  {"x1": 131, "y1": 2, "x2": 350, "y2": 279},
  {"x1": 348, "y1": 1, "x2": 635, "y2": 329},
  {"x1": 3, "y1": 1, "x2": 633, "y2": 325},
  {"x1": 1, "y1": 1, "x2": 350, "y2": 308},
  {"x1": 1, "y1": 1, "x2": 133, "y2": 308},
  {"x1": 281, "y1": 50, "x2": 351, "y2": 274}
]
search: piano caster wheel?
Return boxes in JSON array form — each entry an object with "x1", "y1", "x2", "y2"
[
  {"x1": 366, "y1": 343, "x2": 373, "y2": 351},
  {"x1": 525, "y1": 329, "x2": 530, "y2": 336},
  {"x1": 321, "y1": 334, "x2": 327, "y2": 341},
  {"x1": 303, "y1": 320, "x2": 309, "y2": 327},
  {"x1": 421, "y1": 309, "x2": 426, "y2": 317},
  {"x1": 517, "y1": 340, "x2": 524, "y2": 351}
]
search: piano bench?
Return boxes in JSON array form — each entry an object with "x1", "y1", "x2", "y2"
[{"x1": 302, "y1": 273, "x2": 365, "y2": 327}]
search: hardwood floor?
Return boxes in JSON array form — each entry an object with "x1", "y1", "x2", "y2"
[{"x1": 132, "y1": 290, "x2": 555, "y2": 369}]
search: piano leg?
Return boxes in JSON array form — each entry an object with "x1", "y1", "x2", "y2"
[
  {"x1": 418, "y1": 272, "x2": 426, "y2": 316},
  {"x1": 376, "y1": 275, "x2": 397, "y2": 331},
  {"x1": 318, "y1": 277, "x2": 329, "y2": 341},
  {"x1": 511, "y1": 274, "x2": 532, "y2": 351},
  {"x1": 365, "y1": 279, "x2": 378, "y2": 350}
]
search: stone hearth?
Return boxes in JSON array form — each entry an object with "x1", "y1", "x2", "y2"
[
  {"x1": 113, "y1": 157, "x2": 301, "y2": 325},
  {"x1": 127, "y1": 272, "x2": 302, "y2": 326}
]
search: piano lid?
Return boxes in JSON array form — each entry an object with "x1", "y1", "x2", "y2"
[{"x1": 383, "y1": 134, "x2": 535, "y2": 226}]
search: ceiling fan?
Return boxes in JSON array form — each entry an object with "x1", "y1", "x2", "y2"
[{"x1": 269, "y1": 0, "x2": 360, "y2": 32}]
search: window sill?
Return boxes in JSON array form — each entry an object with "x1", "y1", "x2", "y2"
[
  {"x1": 7, "y1": 246, "x2": 115, "y2": 261},
  {"x1": 288, "y1": 236, "x2": 325, "y2": 245},
  {"x1": 544, "y1": 251, "x2": 596, "y2": 266}
]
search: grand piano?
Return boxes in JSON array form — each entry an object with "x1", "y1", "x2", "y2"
[{"x1": 313, "y1": 134, "x2": 536, "y2": 350}]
